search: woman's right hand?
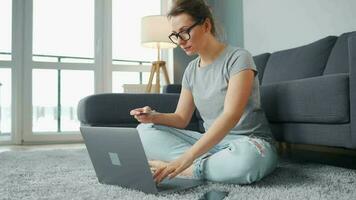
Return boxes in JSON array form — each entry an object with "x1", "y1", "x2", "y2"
[{"x1": 130, "y1": 106, "x2": 156, "y2": 123}]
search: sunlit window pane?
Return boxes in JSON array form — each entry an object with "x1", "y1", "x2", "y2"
[
  {"x1": 112, "y1": 72, "x2": 151, "y2": 93},
  {"x1": 0, "y1": 0, "x2": 12, "y2": 61},
  {"x1": 112, "y1": 0, "x2": 160, "y2": 62},
  {"x1": 61, "y1": 70, "x2": 94, "y2": 132},
  {"x1": 32, "y1": 69, "x2": 94, "y2": 133},
  {"x1": 113, "y1": 72, "x2": 140, "y2": 93},
  {"x1": 32, "y1": 69, "x2": 58, "y2": 132},
  {"x1": 33, "y1": 0, "x2": 94, "y2": 62},
  {"x1": 0, "y1": 68, "x2": 12, "y2": 134}
]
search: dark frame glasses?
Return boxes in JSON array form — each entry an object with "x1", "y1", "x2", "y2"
[{"x1": 168, "y1": 19, "x2": 204, "y2": 44}]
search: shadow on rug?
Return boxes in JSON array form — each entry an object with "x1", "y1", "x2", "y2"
[{"x1": 0, "y1": 148, "x2": 355, "y2": 200}]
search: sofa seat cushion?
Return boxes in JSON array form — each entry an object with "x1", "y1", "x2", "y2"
[
  {"x1": 262, "y1": 36, "x2": 337, "y2": 84},
  {"x1": 261, "y1": 73, "x2": 349, "y2": 123}
]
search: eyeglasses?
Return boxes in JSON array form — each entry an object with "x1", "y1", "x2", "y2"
[{"x1": 168, "y1": 20, "x2": 203, "y2": 44}]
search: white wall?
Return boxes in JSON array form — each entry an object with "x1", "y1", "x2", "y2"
[{"x1": 243, "y1": 0, "x2": 356, "y2": 55}]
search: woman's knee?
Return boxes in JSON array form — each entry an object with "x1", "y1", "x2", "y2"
[
  {"x1": 135, "y1": 123, "x2": 190, "y2": 161},
  {"x1": 202, "y1": 141, "x2": 267, "y2": 184},
  {"x1": 205, "y1": 159, "x2": 261, "y2": 184},
  {"x1": 136, "y1": 123, "x2": 154, "y2": 133},
  {"x1": 136, "y1": 123, "x2": 172, "y2": 134},
  {"x1": 136, "y1": 123, "x2": 163, "y2": 159},
  {"x1": 136, "y1": 123, "x2": 161, "y2": 145}
]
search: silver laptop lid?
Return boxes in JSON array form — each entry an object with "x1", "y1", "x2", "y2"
[{"x1": 80, "y1": 126, "x2": 158, "y2": 194}]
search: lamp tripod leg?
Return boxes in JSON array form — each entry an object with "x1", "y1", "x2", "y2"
[
  {"x1": 161, "y1": 63, "x2": 171, "y2": 85},
  {"x1": 155, "y1": 63, "x2": 160, "y2": 93},
  {"x1": 146, "y1": 63, "x2": 156, "y2": 93}
]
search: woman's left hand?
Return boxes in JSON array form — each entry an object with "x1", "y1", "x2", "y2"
[{"x1": 153, "y1": 153, "x2": 195, "y2": 183}]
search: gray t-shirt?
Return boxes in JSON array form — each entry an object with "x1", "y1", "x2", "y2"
[{"x1": 182, "y1": 45, "x2": 273, "y2": 140}]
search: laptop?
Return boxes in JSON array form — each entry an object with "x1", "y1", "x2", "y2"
[{"x1": 80, "y1": 126, "x2": 204, "y2": 194}]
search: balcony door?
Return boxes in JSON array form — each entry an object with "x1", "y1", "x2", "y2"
[
  {"x1": 0, "y1": 0, "x2": 12, "y2": 143},
  {"x1": 1, "y1": 0, "x2": 166, "y2": 144},
  {"x1": 22, "y1": 0, "x2": 95, "y2": 142}
]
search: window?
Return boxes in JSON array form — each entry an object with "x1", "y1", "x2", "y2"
[
  {"x1": 32, "y1": 69, "x2": 94, "y2": 132},
  {"x1": 60, "y1": 70, "x2": 94, "y2": 131},
  {"x1": 33, "y1": 0, "x2": 94, "y2": 62},
  {"x1": 32, "y1": 69, "x2": 57, "y2": 132},
  {"x1": 112, "y1": 72, "x2": 151, "y2": 93},
  {"x1": 0, "y1": 0, "x2": 12, "y2": 137},
  {"x1": 3, "y1": 0, "x2": 166, "y2": 143},
  {"x1": 31, "y1": 0, "x2": 95, "y2": 134},
  {"x1": 112, "y1": 0, "x2": 161, "y2": 62},
  {"x1": 0, "y1": 0, "x2": 12, "y2": 61},
  {"x1": 112, "y1": 0, "x2": 162, "y2": 93},
  {"x1": 0, "y1": 69, "x2": 11, "y2": 135}
]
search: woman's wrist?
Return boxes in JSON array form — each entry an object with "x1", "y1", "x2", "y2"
[
  {"x1": 184, "y1": 148, "x2": 199, "y2": 161},
  {"x1": 150, "y1": 111, "x2": 159, "y2": 124}
]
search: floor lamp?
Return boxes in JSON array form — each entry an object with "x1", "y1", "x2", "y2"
[{"x1": 141, "y1": 15, "x2": 176, "y2": 93}]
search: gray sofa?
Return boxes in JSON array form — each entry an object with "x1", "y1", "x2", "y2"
[{"x1": 77, "y1": 31, "x2": 356, "y2": 150}]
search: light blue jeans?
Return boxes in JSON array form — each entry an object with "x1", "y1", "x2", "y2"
[{"x1": 136, "y1": 123, "x2": 278, "y2": 184}]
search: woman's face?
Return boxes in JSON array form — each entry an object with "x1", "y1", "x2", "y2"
[{"x1": 170, "y1": 13, "x2": 206, "y2": 56}]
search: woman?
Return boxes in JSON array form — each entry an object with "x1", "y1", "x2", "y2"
[{"x1": 130, "y1": 0, "x2": 278, "y2": 184}]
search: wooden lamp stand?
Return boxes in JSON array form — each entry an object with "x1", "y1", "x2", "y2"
[
  {"x1": 146, "y1": 45, "x2": 171, "y2": 93},
  {"x1": 141, "y1": 15, "x2": 176, "y2": 93},
  {"x1": 146, "y1": 61, "x2": 170, "y2": 93}
]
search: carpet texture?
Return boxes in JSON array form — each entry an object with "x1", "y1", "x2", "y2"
[{"x1": 0, "y1": 148, "x2": 355, "y2": 200}]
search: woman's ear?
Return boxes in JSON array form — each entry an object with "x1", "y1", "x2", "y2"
[{"x1": 203, "y1": 18, "x2": 212, "y2": 34}]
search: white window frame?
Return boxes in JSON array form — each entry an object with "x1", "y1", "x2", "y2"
[
  {"x1": 2, "y1": 0, "x2": 173, "y2": 145},
  {"x1": 0, "y1": 66, "x2": 12, "y2": 145},
  {"x1": 0, "y1": 0, "x2": 17, "y2": 145},
  {"x1": 21, "y1": 0, "x2": 94, "y2": 143}
]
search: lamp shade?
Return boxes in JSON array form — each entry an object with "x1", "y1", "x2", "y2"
[{"x1": 141, "y1": 15, "x2": 177, "y2": 49}]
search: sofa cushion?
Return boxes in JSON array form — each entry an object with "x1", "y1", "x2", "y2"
[
  {"x1": 253, "y1": 53, "x2": 270, "y2": 84},
  {"x1": 262, "y1": 36, "x2": 337, "y2": 85},
  {"x1": 323, "y1": 31, "x2": 356, "y2": 74},
  {"x1": 260, "y1": 73, "x2": 349, "y2": 123}
]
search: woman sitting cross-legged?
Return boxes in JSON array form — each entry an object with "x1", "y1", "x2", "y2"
[{"x1": 130, "y1": 0, "x2": 278, "y2": 184}]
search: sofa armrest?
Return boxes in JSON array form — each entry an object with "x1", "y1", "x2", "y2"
[
  {"x1": 77, "y1": 93, "x2": 180, "y2": 126},
  {"x1": 349, "y1": 34, "x2": 356, "y2": 148}
]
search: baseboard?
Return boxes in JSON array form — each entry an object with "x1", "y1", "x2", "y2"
[
  {"x1": 277, "y1": 142, "x2": 356, "y2": 155},
  {"x1": 277, "y1": 142, "x2": 356, "y2": 169}
]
